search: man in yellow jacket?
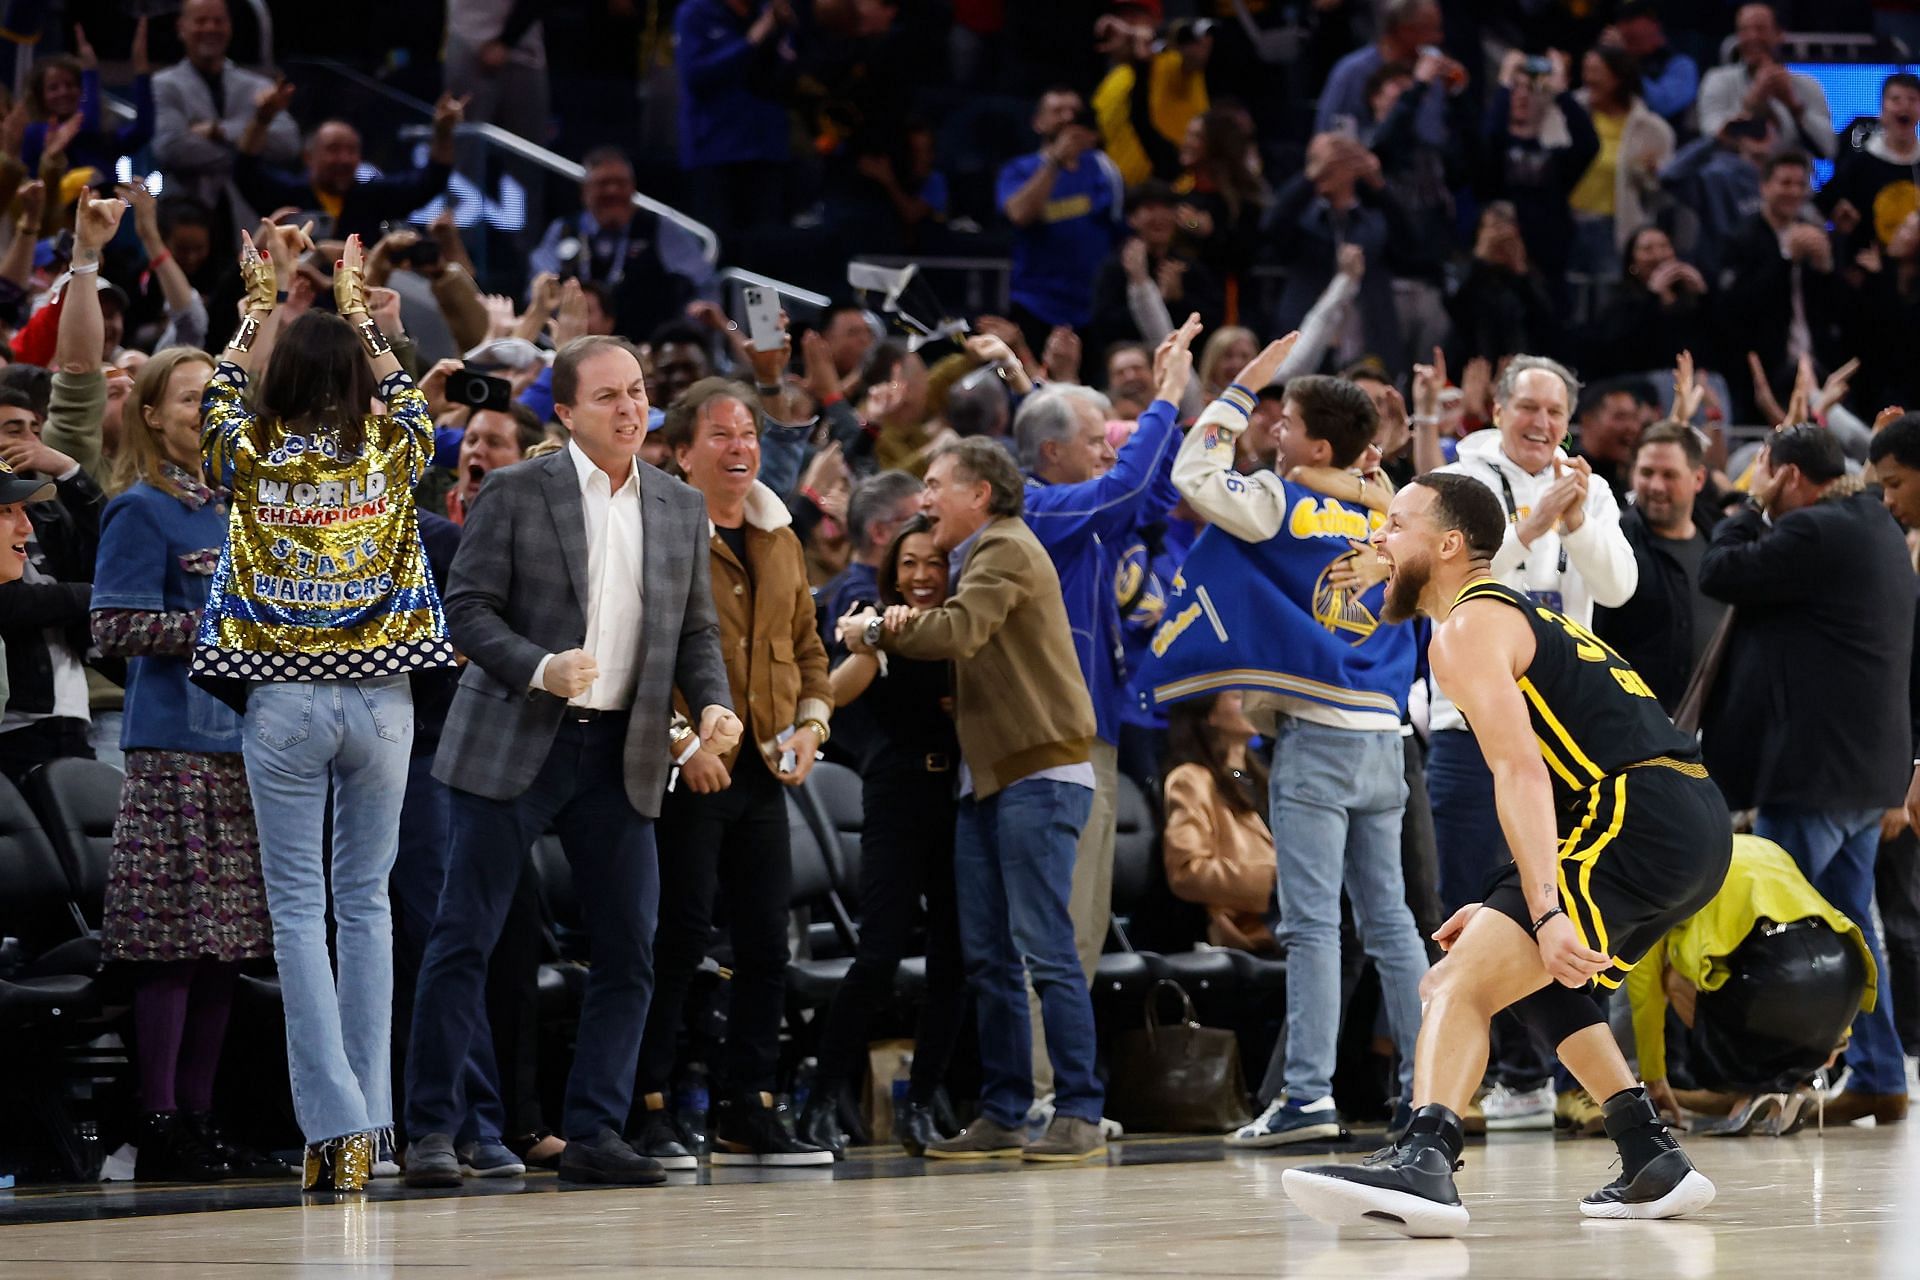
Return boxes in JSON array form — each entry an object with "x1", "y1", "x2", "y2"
[{"x1": 1629, "y1": 835, "x2": 1875, "y2": 1124}]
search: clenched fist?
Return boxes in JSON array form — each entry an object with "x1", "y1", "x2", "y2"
[{"x1": 543, "y1": 648, "x2": 599, "y2": 698}]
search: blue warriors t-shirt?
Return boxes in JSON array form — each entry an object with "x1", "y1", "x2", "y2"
[{"x1": 996, "y1": 149, "x2": 1125, "y2": 327}]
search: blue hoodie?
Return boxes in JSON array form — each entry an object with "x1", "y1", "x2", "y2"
[
  {"x1": 1022, "y1": 397, "x2": 1180, "y2": 744},
  {"x1": 674, "y1": 0, "x2": 791, "y2": 169}
]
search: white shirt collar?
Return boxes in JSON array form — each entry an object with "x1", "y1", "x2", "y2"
[{"x1": 567, "y1": 439, "x2": 639, "y2": 495}]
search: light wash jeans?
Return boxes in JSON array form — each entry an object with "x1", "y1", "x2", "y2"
[
  {"x1": 1754, "y1": 805, "x2": 1906, "y2": 1094},
  {"x1": 1270, "y1": 718, "x2": 1429, "y2": 1102},
  {"x1": 954, "y1": 776, "x2": 1102, "y2": 1128},
  {"x1": 243, "y1": 677, "x2": 413, "y2": 1144}
]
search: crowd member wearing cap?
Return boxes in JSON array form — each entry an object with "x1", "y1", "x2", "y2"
[
  {"x1": 996, "y1": 88, "x2": 1125, "y2": 356},
  {"x1": 1699, "y1": 425, "x2": 1917, "y2": 1126},
  {"x1": 0, "y1": 459, "x2": 56, "y2": 716}
]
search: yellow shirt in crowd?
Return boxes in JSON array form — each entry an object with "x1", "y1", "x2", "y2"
[{"x1": 1093, "y1": 52, "x2": 1209, "y2": 187}]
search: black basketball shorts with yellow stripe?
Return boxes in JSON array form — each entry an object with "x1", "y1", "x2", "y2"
[{"x1": 1482, "y1": 759, "x2": 1734, "y2": 988}]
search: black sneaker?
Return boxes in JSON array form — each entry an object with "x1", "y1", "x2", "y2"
[
  {"x1": 1580, "y1": 1089, "x2": 1715, "y2": 1220},
  {"x1": 558, "y1": 1126, "x2": 668, "y2": 1185},
  {"x1": 634, "y1": 1092, "x2": 700, "y2": 1171},
  {"x1": 1282, "y1": 1103, "x2": 1471, "y2": 1238},
  {"x1": 711, "y1": 1092, "x2": 834, "y2": 1166}
]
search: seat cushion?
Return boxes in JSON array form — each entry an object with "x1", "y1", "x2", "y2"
[
  {"x1": 787, "y1": 956, "x2": 854, "y2": 1007},
  {"x1": 0, "y1": 973, "x2": 99, "y2": 1025}
]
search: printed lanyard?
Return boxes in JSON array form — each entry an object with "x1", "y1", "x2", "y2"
[{"x1": 1495, "y1": 466, "x2": 1568, "y2": 575}]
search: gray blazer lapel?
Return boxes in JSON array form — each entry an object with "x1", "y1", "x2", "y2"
[
  {"x1": 638, "y1": 465, "x2": 678, "y2": 646},
  {"x1": 542, "y1": 451, "x2": 592, "y2": 611}
]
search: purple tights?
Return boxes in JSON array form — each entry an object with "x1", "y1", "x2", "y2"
[{"x1": 132, "y1": 959, "x2": 239, "y2": 1113}]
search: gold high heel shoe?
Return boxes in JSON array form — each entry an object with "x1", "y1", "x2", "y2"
[{"x1": 332, "y1": 1133, "x2": 375, "y2": 1192}]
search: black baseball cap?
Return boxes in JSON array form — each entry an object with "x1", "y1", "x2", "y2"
[{"x1": 0, "y1": 456, "x2": 54, "y2": 505}]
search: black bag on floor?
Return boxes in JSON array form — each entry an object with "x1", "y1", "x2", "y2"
[{"x1": 1107, "y1": 979, "x2": 1252, "y2": 1133}]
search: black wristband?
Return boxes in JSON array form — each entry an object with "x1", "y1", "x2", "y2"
[{"x1": 1530, "y1": 905, "x2": 1567, "y2": 936}]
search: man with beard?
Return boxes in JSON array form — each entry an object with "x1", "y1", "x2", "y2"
[
  {"x1": 1283, "y1": 473, "x2": 1729, "y2": 1237},
  {"x1": 1594, "y1": 423, "x2": 1728, "y2": 713}
]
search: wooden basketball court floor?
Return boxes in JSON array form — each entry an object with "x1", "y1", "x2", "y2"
[{"x1": 2, "y1": 1120, "x2": 1912, "y2": 1277}]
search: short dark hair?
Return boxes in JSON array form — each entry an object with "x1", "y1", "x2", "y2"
[
  {"x1": 1284, "y1": 375, "x2": 1378, "y2": 468},
  {"x1": 1580, "y1": 375, "x2": 1655, "y2": 418},
  {"x1": 1125, "y1": 180, "x2": 1177, "y2": 215},
  {"x1": 552, "y1": 335, "x2": 641, "y2": 408},
  {"x1": 1765, "y1": 149, "x2": 1812, "y2": 180},
  {"x1": 0, "y1": 364, "x2": 50, "y2": 420},
  {"x1": 0, "y1": 386, "x2": 36, "y2": 417},
  {"x1": 661, "y1": 377, "x2": 762, "y2": 453},
  {"x1": 1635, "y1": 420, "x2": 1705, "y2": 470},
  {"x1": 1886, "y1": 72, "x2": 1920, "y2": 99},
  {"x1": 158, "y1": 195, "x2": 213, "y2": 238},
  {"x1": 581, "y1": 146, "x2": 634, "y2": 172},
  {"x1": 1588, "y1": 44, "x2": 1644, "y2": 103},
  {"x1": 1870, "y1": 413, "x2": 1920, "y2": 470},
  {"x1": 647, "y1": 320, "x2": 707, "y2": 350},
  {"x1": 1412, "y1": 472, "x2": 1507, "y2": 560},
  {"x1": 505, "y1": 402, "x2": 546, "y2": 455},
  {"x1": 1767, "y1": 424, "x2": 1847, "y2": 483},
  {"x1": 930, "y1": 437, "x2": 1024, "y2": 518},
  {"x1": 1381, "y1": 0, "x2": 1435, "y2": 35}
]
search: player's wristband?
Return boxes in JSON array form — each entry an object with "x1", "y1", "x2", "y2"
[{"x1": 1530, "y1": 905, "x2": 1567, "y2": 936}]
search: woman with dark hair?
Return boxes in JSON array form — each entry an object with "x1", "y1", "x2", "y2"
[
  {"x1": 22, "y1": 22, "x2": 155, "y2": 176},
  {"x1": 798, "y1": 513, "x2": 967, "y2": 1158},
  {"x1": 1174, "y1": 107, "x2": 1269, "y2": 309},
  {"x1": 195, "y1": 224, "x2": 453, "y2": 1192},
  {"x1": 1583, "y1": 224, "x2": 1714, "y2": 378},
  {"x1": 93, "y1": 344, "x2": 280, "y2": 1182},
  {"x1": 1161, "y1": 691, "x2": 1276, "y2": 953},
  {"x1": 1569, "y1": 44, "x2": 1675, "y2": 278}
]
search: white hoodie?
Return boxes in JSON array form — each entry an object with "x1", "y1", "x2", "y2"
[{"x1": 1427, "y1": 429, "x2": 1638, "y2": 733}]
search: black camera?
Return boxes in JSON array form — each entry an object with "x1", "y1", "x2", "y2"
[{"x1": 446, "y1": 366, "x2": 513, "y2": 413}]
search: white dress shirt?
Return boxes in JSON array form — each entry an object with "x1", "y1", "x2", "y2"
[{"x1": 530, "y1": 441, "x2": 644, "y2": 709}]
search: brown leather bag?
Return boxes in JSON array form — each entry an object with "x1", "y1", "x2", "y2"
[{"x1": 1106, "y1": 980, "x2": 1253, "y2": 1133}]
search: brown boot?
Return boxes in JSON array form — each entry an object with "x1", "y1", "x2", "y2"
[{"x1": 1818, "y1": 1091, "x2": 1908, "y2": 1125}]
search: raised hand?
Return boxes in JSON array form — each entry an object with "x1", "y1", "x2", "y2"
[
  {"x1": 1817, "y1": 356, "x2": 1861, "y2": 418},
  {"x1": 550, "y1": 277, "x2": 590, "y2": 347},
  {"x1": 254, "y1": 79, "x2": 296, "y2": 121},
  {"x1": 43, "y1": 112, "x2": 84, "y2": 162},
  {"x1": 1747, "y1": 351, "x2": 1788, "y2": 427},
  {"x1": 1153, "y1": 311, "x2": 1203, "y2": 404},
  {"x1": 1412, "y1": 346, "x2": 1448, "y2": 419},
  {"x1": 74, "y1": 194, "x2": 127, "y2": 253},
  {"x1": 1672, "y1": 349, "x2": 1703, "y2": 424},
  {"x1": 71, "y1": 25, "x2": 98, "y2": 71},
  {"x1": 335, "y1": 232, "x2": 369, "y2": 317},
  {"x1": 1231, "y1": 330, "x2": 1302, "y2": 392}
]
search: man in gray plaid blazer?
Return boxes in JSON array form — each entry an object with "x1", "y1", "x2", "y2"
[{"x1": 406, "y1": 336, "x2": 738, "y2": 1187}]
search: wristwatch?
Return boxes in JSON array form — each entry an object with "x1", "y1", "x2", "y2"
[
  {"x1": 863, "y1": 616, "x2": 886, "y2": 650},
  {"x1": 798, "y1": 717, "x2": 831, "y2": 746}
]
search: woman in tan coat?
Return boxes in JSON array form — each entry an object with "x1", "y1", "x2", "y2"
[{"x1": 1162, "y1": 692, "x2": 1277, "y2": 953}]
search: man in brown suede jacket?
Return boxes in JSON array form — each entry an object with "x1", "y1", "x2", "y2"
[{"x1": 842, "y1": 437, "x2": 1106, "y2": 1162}]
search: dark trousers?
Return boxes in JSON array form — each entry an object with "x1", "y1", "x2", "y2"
[
  {"x1": 636, "y1": 746, "x2": 792, "y2": 1100},
  {"x1": 1876, "y1": 826, "x2": 1920, "y2": 1057},
  {"x1": 390, "y1": 753, "x2": 507, "y2": 1146},
  {"x1": 1399, "y1": 734, "x2": 1445, "y2": 947},
  {"x1": 407, "y1": 715, "x2": 659, "y2": 1141},
  {"x1": 814, "y1": 767, "x2": 967, "y2": 1103},
  {"x1": 1427, "y1": 728, "x2": 1554, "y2": 1089}
]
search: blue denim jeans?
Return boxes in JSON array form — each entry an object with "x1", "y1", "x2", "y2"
[
  {"x1": 1754, "y1": 805, "x2": 1906, "y2": 1094},
  {"x1": 954, "y1": 776, "x2": 1102, "y2": 1127},
  {"x1": 243, "y1": 677, "x2": 413, "y2": 1144},
  {"x1": 1270, "y1": 719, "x2": 1427, "y2": 1102}
]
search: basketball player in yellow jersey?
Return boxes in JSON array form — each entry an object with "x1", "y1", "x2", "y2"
[{"x1": 1283, "y1": 474, "x2": 1733, "y2": 1238}]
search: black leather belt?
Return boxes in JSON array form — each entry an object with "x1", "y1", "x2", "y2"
[{"x1": 566, "y1": 707, "x2": 608, "y2": 723}]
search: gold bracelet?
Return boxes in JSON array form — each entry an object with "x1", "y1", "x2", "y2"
[
  {"x1": 354, "y1": 317, "x2": 392, "y2": 358},
  {"x1": 798, "y1": 717, "x2": 831, "y2": 745},
  {"x1": 227, "y1": 315, "x2": 262, "y2": 353}
]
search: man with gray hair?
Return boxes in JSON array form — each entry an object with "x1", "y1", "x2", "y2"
[
  {"x1": 1426, "y1": 353, "x2": 1639, "y2": 1134},
  {"x1": 1010, "y1": 318, "x2": 1197, "y2": 1129},
  {"x1": 822, "y1": 470, "x2": 926, "y2": 651}
]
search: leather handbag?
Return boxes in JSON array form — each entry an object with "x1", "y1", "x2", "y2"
[{"x1": 1106, "y1": 979, "x2": 1252, "y2": 1133}]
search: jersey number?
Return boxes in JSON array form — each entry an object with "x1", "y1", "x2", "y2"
[{"x1": 1534, "y1": 606, "x2": 1622, "y2": 665}]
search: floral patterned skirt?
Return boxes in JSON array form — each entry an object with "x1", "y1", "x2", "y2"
[{"x1": 101, "y1": 750, "x2": 272, "y2": 963}]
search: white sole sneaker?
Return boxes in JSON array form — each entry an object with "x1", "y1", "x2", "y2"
[
  {"x1": 710, "y1": 1149, "x2": 835, "y2": 1166},
  {"x1": 646, "y1": 1152, "x2": 699, "y2": 1171},
  {"x1": 1579, "y1": 1169, "x2": 1716, "y2": 1221},
  {"x1": 1282, "y1": 1167, "x2": 1471, "y2": 1238},
  {"x1": 459, "y1": 1161, "x2": 527, "y2": 1178},
  {"x1": 1227, "y1": 1118, "x2": 1344, "y2": 1148}
]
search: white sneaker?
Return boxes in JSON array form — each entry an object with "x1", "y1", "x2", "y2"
[
  {"x1": 1098, "y1": 1116, "x2": 1125, "y2": 1140},
  {"x1": 1481, "y1": 1082, "x2": 1554, "y2": 1131},
  {"x1": 1905, "y1": 1056, "x2": 1920, "y2": 1102}
]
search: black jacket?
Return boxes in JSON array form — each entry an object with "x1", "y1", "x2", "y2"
[
  {"x1": 0, "y1": 469, "x2": 105, "y2": 717},
  {"x1": 1699, "y1": 489, "x2": 1915, "y2": 810},
  {"x1": 1717, "y1": 214, "x2": 1844, "y2": 416},
  {"x1": 1593, "y1": 506, "x2": 1722, "y2": 714}
]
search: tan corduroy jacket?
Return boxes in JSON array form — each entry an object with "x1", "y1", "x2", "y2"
[
  {"x1": 1162, "y1": 763, "x2": 1278, "y2": 953},
  {"x1": 884, "y1": 516, "x2": 1094, "y2": 798},
  {"x1": 682, "y1": 481, "x2": 832, "y2": 772}
]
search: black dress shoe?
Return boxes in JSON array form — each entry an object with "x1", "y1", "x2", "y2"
[
  {"x1": 187, "y1": 1112, "x2": 289, "y2": 1178},
  {"x1": 797, "y1": 1099, "x2": 846, "y2": 1160},
  {"x1": 558, "y1": 1127, "x2": 668, "y2": 1185},
  {"x1": 135, "y1": 1111, "x2": 231, "y2": 1183},
  {"x1": 895, "y1": 1101, "x2": 943, "y2": 1157}
]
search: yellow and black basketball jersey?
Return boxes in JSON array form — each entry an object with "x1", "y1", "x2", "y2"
[{"x1": 1452, "y1": 578, "x2": 1700, "y2": 811}]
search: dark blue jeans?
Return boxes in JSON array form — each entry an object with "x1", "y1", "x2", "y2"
[
  {"x1": 954, "y1": 776, "x2": 1101, "y2": 1127},
  {"x1": 407, "y1": 715, "x2": 660, "y2": 1141},
  {"x1": 390, "y1": 753, "x2": 507, "y2": 1146}
]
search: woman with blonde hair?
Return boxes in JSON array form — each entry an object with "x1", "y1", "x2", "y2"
[
  {"x1": 1197, "y1": 325, "x2": 1257, "y2": 403},
  {"x1": 92, "y1": 344, "x2": 276, "y2": 1181}
]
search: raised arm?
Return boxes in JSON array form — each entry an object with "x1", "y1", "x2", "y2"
[
  {"x1": 334, "y1": 233, "x2": 404, "y2": 384},
  {"x1": 1171, "y1": 333, "x2": 1302, "y2": 541},
  {"x1": 1432, "y1": 600, "x2": 1610, "y2": 987},
  {"x1": 58, "y1": 195, "x2": 126, "y2": 375}
]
